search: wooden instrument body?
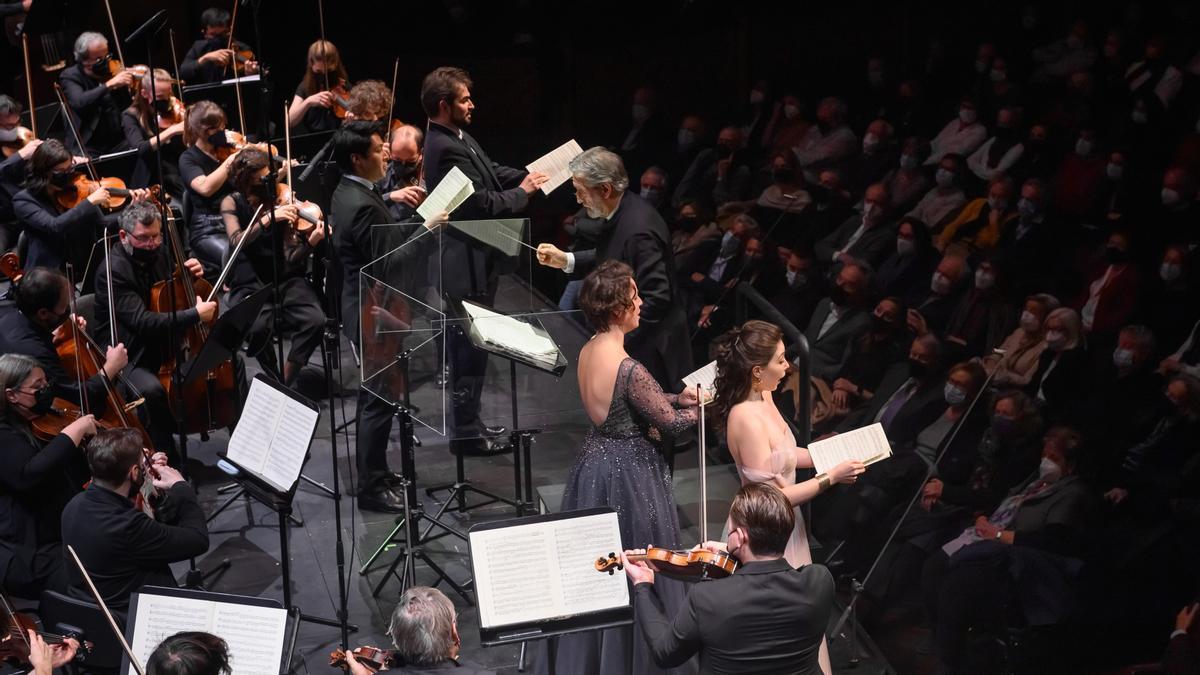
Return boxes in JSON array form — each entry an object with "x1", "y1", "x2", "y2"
[{"x1": 594, "y1": 546, "x2": 739, "y2": 581}]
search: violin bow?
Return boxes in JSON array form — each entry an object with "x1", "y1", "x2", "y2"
[
  {"x1": 168, "y1": 29, "x2": 185, "y2": 104},
  {"x1": 101, "y1": 0, "x2": 125, "y2": 67},
  {"x1": 52, "y1": 84, "x2": 99, "y2": 181},
  {"x1": 225, "y1": 0, "x2": 246, "y2": 133},
  {"x1": 0, "y1": 590, "x2": 32, "y2": 655},
  {"x1": 207, "y1": 203, "x2": 263, "y2": 303},
  {"x1": 316, "y1": 0, "x2": 331, "y2": 94},
  {"x1": 386, "y1": 57, "x2": 399, "y2": 145},
  {"x1": 225, "y1": 0, "x2": 239, "y2": 77},
  {"x1": 21, "y1": 34, "x2": 36, "y2": 137},
  {"x1": 697, "y1": 384, "x2": 707, "y2": 542},
  {"x1": 66, "y1": 545, "x2": 146, "y2": 675}
]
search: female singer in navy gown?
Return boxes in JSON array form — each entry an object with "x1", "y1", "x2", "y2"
[{"x1": 539, "y1": 260, "x2": 699, "y2": 675}]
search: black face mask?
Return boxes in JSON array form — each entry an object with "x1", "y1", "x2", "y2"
[
  {"x1": 90, "y1": 56, "x2": 111, "y2": 78},
  {"x1": 129, "y1": 245, "x2": 159, "y2": 265},
  {"x1": 677, "y1": 215, "x2": 700, "y2": 233},
  {"x1": 908, "y1": 358, "x2": 929, "y2": 380},
  {"x1": 808, "y1": 184, "x2": 830, "y2": 205},
  {"x1": 152, "y1": 99, "x2": 174, "y2": 116},
  {"x1": 871, "y1": 314, "x2": 893, "y2": 334},
  {"x1": 715, "y1": 145, "x2": 734, "y2": 160},
  {"x1": 828, "y1": 285, "x2": 849, "y2": 306},
  {"x1": 207, "y1": 130, "x2": 230, "y2": 148},
  {"x1": 23, "y1": 385, "x2": 54, "y2": 416},
  {"x1": 1105, "y1": 246, "x2": 1129, "y2": 264},
  {"x1": 772, "y1": 169, "x2": 793, "y2": 184},
  {"x1": 50, "y1": 169, "x2": 78, "y2": 188},
  {"x1": 391, "y1": 160, "x2": 419, "y2": 180}
]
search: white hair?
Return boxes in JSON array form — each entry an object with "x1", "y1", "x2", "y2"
[
  {"x1": 74, "y1": 32, "x2": 108, "y2": 63},
  {"x1": 387, "y1": 587, "x2": 456, "y2": 666},
  {"x1": 569, "y1": 147, "x2": 629, "y2": 193}
]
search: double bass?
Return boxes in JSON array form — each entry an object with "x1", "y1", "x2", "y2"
[{"x1": 147, "y1": 210, "x2": 237, "y2": 435}]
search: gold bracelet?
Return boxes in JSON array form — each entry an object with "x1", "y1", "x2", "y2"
[{"x1": 816, "y1": 473, "x2": 830, "y2": 490}]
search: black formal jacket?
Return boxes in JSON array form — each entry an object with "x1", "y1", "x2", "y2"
[
  {"x1": 0, "y1": 305, "x2": 110, "y2": 409},
  {"x1": 331, "y1": 175, "x2": 436, "y2": 345},
  {"x1": 571, "y1": 193, "x2": 692, "y2": 386},
  {"x1": 58, "y1": 64, "x2": 128, "y2": 156},
  {"x1": 61, "y1": 481, "x2": 208, "y2": 611},
  {"x1": 179, "y1": 37, "x2": 254, "y2": 86},
  {"x1": 634, "y1": 559, "x2": 834, "y2": 675},
  {"x1": 422, "y1": 121, "x2": 528, "y2": 301},
  {"x1": 0, "y1": 152, "x2": 25, "y2": 223},
  {"x1": 12, "y1": 188, "x2": 115, "y2": 273},
  {"x1": 94, "y1": 242, "x2": 201, "y2": 371}
]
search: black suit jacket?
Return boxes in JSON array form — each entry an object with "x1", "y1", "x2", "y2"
[
  {"x1": 0, "y1": 306, "x2": 110, "y2": 409},
  {"x1": 572, "y1": 193, "x2": 692, "y2": 386},
  {"x1": 179, "y1": 37, "x2": 254, "y2": 86},
  {"x1": 330, "y1": 176, "x2": 436, "y2": 345},
  {"x1": 61, "y1": 482, "x2": 208, "y2": 611},
  {"x1": 12, "y1": 188, "x2": 115, "y2": 273},
  {"x1": 422, "y1": 122, "x2": 528, "y2": 301},
  {"x1": 634, "y1": 559, "x2": 833, "y2": 675},
  {"x1": 58, "y1": 64, "x2": 128, "y2": 156},
  {"x1": 813, "y1": 215, "x2": 896, "y2": 269}
]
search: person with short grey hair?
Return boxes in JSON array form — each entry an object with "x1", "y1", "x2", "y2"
[
  {"x1": 536, "y1": 146, "x2": 693, "y2": 388},
  {"x1": 341, "y1": 586, "x2": 494, "y2": 675},
  {"x1": 59, "y1": 31, "x2": 134, "y2": 155}
]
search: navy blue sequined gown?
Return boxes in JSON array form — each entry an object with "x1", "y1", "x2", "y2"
[{"x1": 538, "y1": 357, "x2": 699, "y2": 675}]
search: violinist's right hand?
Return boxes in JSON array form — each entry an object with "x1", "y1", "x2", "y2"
[
  {"x1": 86, "y1": 188, "x2": 112, "y2": 207},
  {"x1": 105, "y1": 70, "x2": 135, "y2": 90},
  {"x1": 104, "y1": 343, "x2": 128, "y2": 381},
  {"x1": 151, "y1": 463, "x2": 185, "y2": 490},
  {"x1": 17, "y1": 138, "x2": 42, "y2": 160},
  {"x1": 64, "y1": 414, "x2": 98, "y2": 446},
  {"x1": 195, "y1": 296, "x2": 218, "y2": 323},
  {"x1": 199, "y1": 48, "x2": 234, "y2": 67},
  {"x1": 692, "y1": 540, "x2": 729, "y2": 554},
  {"x1": 307, "y1": 91, "x2": 335, "y2": 109},
  {"x1": 342, "y1": 650, "x2": 374, "y2": 675}
]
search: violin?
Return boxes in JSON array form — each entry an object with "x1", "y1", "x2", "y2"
[
  {"x1": 0, "y1": 126, "x2": 35, "y2": 158},
  {"x1": 156, "y1": 96, "x2": 186, "y2": 130},
  {"x1": 212, "y1": 130, "x2": 282, "y2": 163},
  {"x1": 29, "y1": 396, "x2": 113, "y2": 444},
  {"x1": 594, "y1": 546, "x2": 739, "y2": 581},
  {"x1": 329, "y1": 646, "x2": 401, "y2": 672},
  {"x1": 53, "y1": 174, "x2": 161, "y2": 213},
  {"x1": 0, "y1": 591, "x2": 93, "y2": 665},
  {"x1": 329, "y1": 78, "x2": 352, "y2": 120}
]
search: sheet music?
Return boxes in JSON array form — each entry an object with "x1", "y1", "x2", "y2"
[
  {"x1": 126, "y1": 592, "x2": 287, "y2": 675},
  {"x1": 462, "y1": 303, "x2": 558, "y2": 361},
  {"x1": 418, "y1": 165, "x2": 475, "y2": 220},
  {"x1": 806, "y1": 422, "x2": 893, "y2": 475},
  {"x1": 471, "y1": 511, "x2": 627, "y2": 629},
  {"x1": 682, "y1": 360, "x2": 718, "y2": 405},
  {"x1": 226, "y1": 378, "x2": 319, "y2": 492},
  {"x1": 525, "y1": 139, "x2": 584, "y2": 195}
]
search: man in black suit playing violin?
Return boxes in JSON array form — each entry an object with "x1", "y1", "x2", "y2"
[{"x1": 624, "y1": 483, "x2": 834, "y2": 675}]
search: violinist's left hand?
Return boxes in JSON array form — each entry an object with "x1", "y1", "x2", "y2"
[
  {"x1": 129, "y1": 188, "x2": 152, "y2": 204},
  {"x1": 150, "y1": 451, "x2": 169, "y2": 467},
  {"x1": 620, "y1": 550, "x2": 655, "y2": 586},
  {"x1": 151, "y1": 463, "x2": 185, "y2": 490},
  {"x1": 307, "y1": 224, "x2": 326, "y2": 247},
  {"x1": 245, "y1": 60, "x2": 260, "y2": 76},
  {"x1": 184, "y1": 258, "x2": 205, "y2": 279},
  {"x1": 26, "y1": 629, "x2": 78, "y2": 675},
  {"x1": 343, "y1": 650, "x2": 374, "y2": 675}
]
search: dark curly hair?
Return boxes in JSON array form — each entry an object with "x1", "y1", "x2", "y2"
[
  {"x1": 228, "y1": 146, "x2": 269, "y2": 196},
  {"x1": 711, "y1": 320, "x2": 783, "y2": 431},
  {"x1": 578, "y1": 260, "x2": 635, "y2": 332}
]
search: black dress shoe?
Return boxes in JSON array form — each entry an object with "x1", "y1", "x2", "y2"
[
  {"x1": 357, "y1": 487, "x2": 405, "y2": 513},
  {"x1": 449, "y1": 437, "x2": 510, "y2": 457}
]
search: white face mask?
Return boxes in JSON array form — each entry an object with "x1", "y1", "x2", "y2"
[
  {"x1": 1075, "y1": 138, "x2": 1093, "y2": 156},
  {"x1": 990, "y1": 68, "x2": 1007, "y2": 83},
  {"x1": 896, "y1": 237, "x2": 916, "y2": 257},
  {"x1": 783, "y1": 104, "x2": 800, "y2": 120},
  {"x1": 632, "y1": 104, "x2": 650, "y2": 124},
  {"x1": 0, "y1": 127, "x2": 18, "y2": 143},
  {"x1": 862, "y1": 133, "x2": 880, "y2": 152},
  {"x1": 1038, "y1": 456, "x2": 1063, "y2": 482},
  {"x1": 931, "y1": 271, "x2": 952, "y2": 295},
  {"x1": 975, "y1": 270, "x2": 996, "y2": 290},
  {"x1": 1132, "y1": 109, "x2": 1148, "y2": 124},
  {"x1": 1106, "y1": 163, "x2": 1124, "y2": 180},
  {"x1": 959, "y1": 108, "x2": 977, "y2": 124},
  {"x1": 1162, "y1": 188, "x2": 1181, "y2": 206},
  {"x1": 899, "y1": 153, "x2": 918, "y2": 170},
  {"x1": 1161, "y1": 263, "x2": 1182, "y2": 282},
  {"x1": 1045, "y1": 330, "x2": 1067, "y2": 350},
  {"x1": 1019, "y1": 310, "x2": 1040, "y2": 332}
]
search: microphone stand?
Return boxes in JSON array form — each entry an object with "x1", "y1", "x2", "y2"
[{"x1": 828, "y1": 349, "x2": 1005, "y2": 664}]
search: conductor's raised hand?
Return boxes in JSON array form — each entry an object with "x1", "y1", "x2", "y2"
[
  {"x1": 520, "y1": 171, "x2": 549, "y2": 194},
  {"x1": 535, "y1": 243, "x2": 567, "y2": 269}
]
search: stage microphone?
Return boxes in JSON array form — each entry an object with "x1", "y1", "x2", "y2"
[
  {"x1": 124, "y1": 9, "x2": 168, "y2": 44},
  {"x1": 298, "y1": 134, "x2": 337, "y2": 183}
]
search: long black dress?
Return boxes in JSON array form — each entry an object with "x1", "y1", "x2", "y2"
[{"x1": 538, "y1": 357, "x2": 699, "y2": 675}]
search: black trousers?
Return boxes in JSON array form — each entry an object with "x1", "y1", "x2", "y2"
[
  {"x1": 188, "y1": 223, "x2": 230, "y2": 281},
  {"x1": 241, "y1": 277, "x2": 326, "y2": 378},
  {"x1": 447, "y1": 323, "x2": 488, "y2": 442}
]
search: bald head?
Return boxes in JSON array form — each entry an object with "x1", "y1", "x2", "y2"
[{"x1": 390, "y1": 124, "x2": 423, "y2": 163}]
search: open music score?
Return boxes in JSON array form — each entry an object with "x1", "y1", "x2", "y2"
[
  {"x1": 418, "y1": 165, "x2": 475, "y2": 220},
  {"x1": 806, "y1": 422, "x2": 892, "y2": 475},
  {"x1": 224, "y1": 375, "x2": 319, "y2": 493},
  {"x1": 682, "y1": 360, "x2": 718, "y2": 405},
  {"x1": 525, "y1": 139, "x2": 584, "y2": 195}
]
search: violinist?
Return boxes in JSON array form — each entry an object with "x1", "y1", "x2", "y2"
[
  {"x1": 0, "y1": 267, "x2": 128, "y2": 410},
  {"x1": 11, "y1": 139, "x2": 151, "y2": 273},
  {"x1": 0, "y1": 95, "x2": 41, "y2": 252},
  {"x1": 0, "y1": 353, "x2": 97, "y2": 599},
  {"x1": 379, "y1": 124, "x2": 427, "y2": 222},
  {"x1": 58, "y1": 32, "x2": 133, "y2": 156},
  {"x1": 622, "y1": 483, "x2": 834, "y2": 675},
  {"x1": 121, "y1": 68, "x2": 186, "y2": 197},
  {"x1": 179, "y1": 100, "x2": 253, "y2": 277},
  {"x1": 339, "y1": 586, "x2": 494, "y2": 675},
  {"x1": 221, "y1": 147, "x2": 326, "y2": 386},
  {"x1": 179, "y1": 7, "x2": 259, "y2": 86},
  {"x1": 286, "y1": 39, "x2": 347, "y2": 134},
  {"x1": 346, "y1": 80, "x2": 392, "y2": 123},
  {"x1": 94, "y1": 202, "x2": 216, "y2": 456},
  {"x1": 61, "y1": 428, "x2": 208, "y2": 612}
]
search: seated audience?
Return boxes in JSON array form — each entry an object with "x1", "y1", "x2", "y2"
[
  {"x1": 981, "y1": 293, "x2": 1060, "y2": 388},
  {"x1": 935, "y1": 175, "x2": 1016, "y2": 255},
  {"x1": 906, "y1": 153, "x2": 967, "y2": 232}
]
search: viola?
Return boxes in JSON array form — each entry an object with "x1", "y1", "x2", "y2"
[
  {"x1": 594, "y1": 546, "x2": 739, "y2": 581},
  {"x1": 0, "y1": 126, "x2": 35, "y2": 158},
  {"x1": 329, "y1": 646, "x2": 401, "y2": 672},
  {"x1": 0, "y1": 591, "x2": 93, "y2": 665},
  {"x1": 29, "y1": 396, "x2": 113, "y2": 444},
  {"x1": 329, "y1": 79, "x2": 352, "y2": 120}
]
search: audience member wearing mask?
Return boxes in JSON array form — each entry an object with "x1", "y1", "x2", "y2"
[
  {"x1": 993, "y1": 178, "x2": 1062, "y2": 301},
  {"x1": 800, "y1": 169, "x2": 854, "y2": 246},
  {"x1": 846, "y1": 119, "x2": 899, "y2": 199},
  {"x1": 923, "y1": 426, "x2": 1093, "y2": 675},
  {"x1": 668, "y1": 114, "x2": 709, "y2": 186},
  {"x1": 753, "y1": 151, "x2": 810, "y2": 226},
  {"x1": 679, "y1": 214, "x2": 757, "y2": 327},
  {"x1": 793, "y1": 96, "x2": 858, "y2": 182},
  {"x1": 1010, "y1": 124, "x2": 1057, "y2": 184},
  {"x1": 766, "y1": 243, "x2": 824, "y2": 330},
  {"x1": 674, "y1": 126, "x2": 752, "y2": 209},
  {"x1": 815, "y1": 183, "x2": 896, "y2": 270},
  {"x1": 906, "y1": 153, "x2": 967, "y2": 232},
  {"x1": 976, "y1": 56, "x2": 1026, "y2": 123},
  {"x1": 638, "y1": 165, "x2": 671, "y2": 220},
  {"x1": 804, "y1": 260, "x2": 873, "y2": 380},
  {"x1": 944, "y1": 257, "x2": 1016, "y2": 359},
  {"x1": 1125, "y1": 36, "x2": 1184, "y2": 124},
  {"x1": 907, "y1": 253, "x2": 970, "y2": 338},
  {"x1": 883, "y1": 136, "x2": 931, "y2": 213},
  {"x1": 936, "y1": 175, "x2": 1016, "y2": 255},
  {"x1": 875, "y1": 217, "x2": 939, "y2": 306},
  {"x1": 1098, "y1": 149, "x2": 1133, "y2": 219},
  {"x1": 760, "y1": 94, "x2": 809, "y2": 159},
  {"x1": 1031, "y1": 19, "x2": 1098, "y2": 84},
  {"x1": 967, "y1": 107, "x2": 1025, "y2": 183},
  {"x1": 1141, "y1": 245, "x2": 1200, "y2": 357},
  {"x1": 824, "y1": 296, "x2": 909, "y2": 426},
  {"x1": 981, "y1": 293, "x2": 1060, "y2": 388},
  {"x1": 927, "y1": 98, "x2": 988, "y2": 166},
  {"x1": 1075, "y1": 230, "x2": 1140, "y2": 344},
  {"x1": 1151, "y1": 166, "x2": 1199, "y2": 254},
  {"x1": 1029, "y1": 307, "x2": 1089, "y2": 422},
  {"x1": 739, "y1": 80, "x2": 772, "y2": 160},
  {"x1": 1082, "y1": 324, "x2": 1165, "y2": 472},
  {"x1": 1053, "y1": 129, "x2": 1108, "y2": 222},
  {"x1": 670, "y1": 200, "x2": 720, "y2": 273},
  {"x1": 616, "y1": 86, "x2": 670, "y2": 183}
]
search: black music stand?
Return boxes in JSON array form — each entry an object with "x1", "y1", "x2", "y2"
[{"x1": 180, "y1": 75, "x2": 263, "y2": 136}]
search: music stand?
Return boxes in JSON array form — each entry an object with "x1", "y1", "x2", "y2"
[{"x1": 180, "y1": 75, "x2": 263, "y2": 136}]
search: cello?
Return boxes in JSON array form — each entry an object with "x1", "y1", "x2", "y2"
[{"x1": 147, "y1": 209, "x2": 237, "y2": 435}]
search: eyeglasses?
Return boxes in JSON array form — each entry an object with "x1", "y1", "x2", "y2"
[{"x1": 129, "y1": 232, "x2": 163, "y2": 245}]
